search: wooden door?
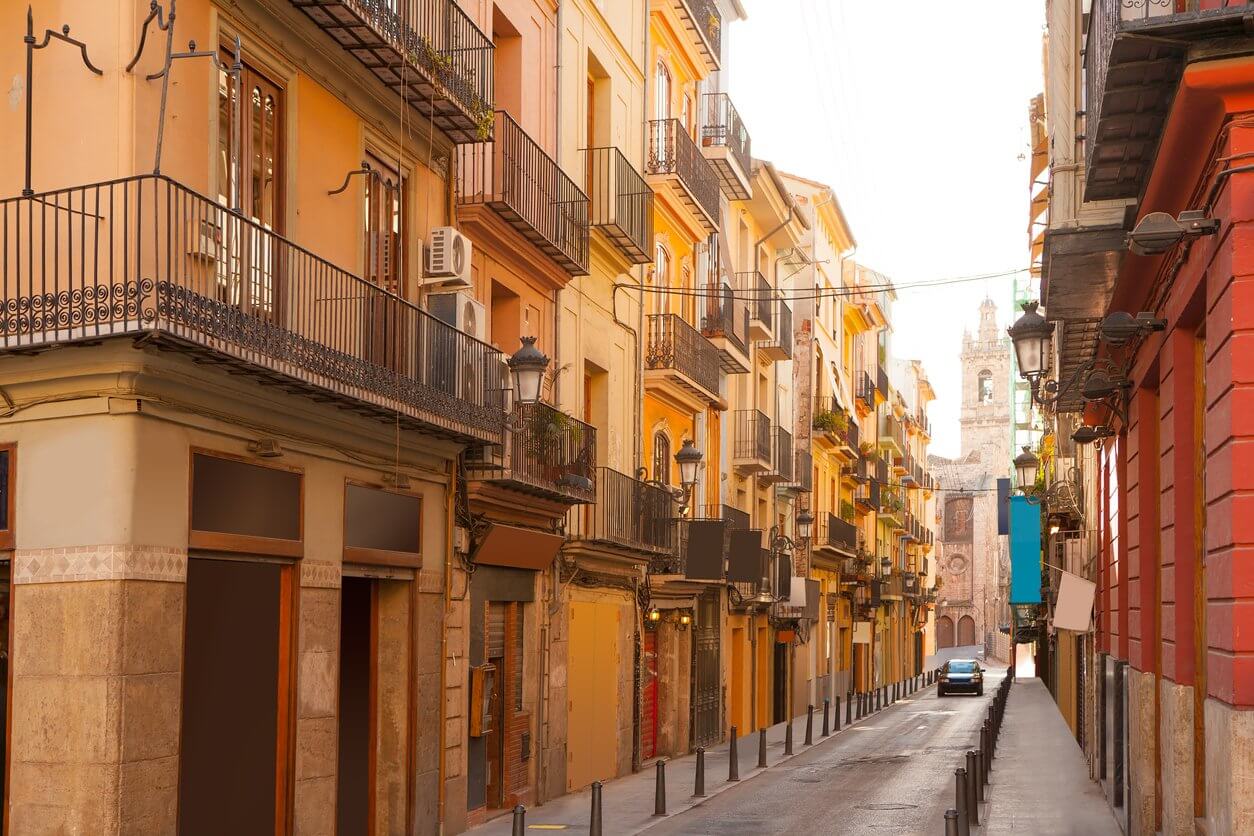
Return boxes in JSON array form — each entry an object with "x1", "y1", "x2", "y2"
[
  {"x1": 567, "y1": 602, "x2": 619, "y2": 789},
  {"x1": 729, "y1": 627, "x2": 745, "y2": 734},
  {"x1": 484, "y1": 603, "x2": 507, "y2": 808},
  {"x1": 217, "y1": 53, "x2": 284, "y2": 321},
  {"x1": 362, "y1": 152, "x2": 407, "y2": 371},
  {"x1": 641, "y1": 629, "x2": 658, "y2": 761}
]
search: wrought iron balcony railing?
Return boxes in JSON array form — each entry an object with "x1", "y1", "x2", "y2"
[
  {"x1": 663, "y1": 0, "x2": 722, "y2": 71},
  {"x1": 646, "y1": 119, "x2": 720, "y2": 231},
  {"x1": 821, "y1": 513, "x2": 858, "y2": 555},
  {"x1": 457, "y1": 111, "x2": 590, "y2": 275},
  {"x1": 760, "y1": 298, "x2": 792, "y2": 360},
  {"x1": 646, "y1": 313, "x2": 721, "y2": 402},
  {"x1": 856, "y1": 371, "x2": 876, "y2": 411},
  {"x1": 583, "y1": 146, "x2": 653, "y2": 264},
  {"x1": 746, "y1": 272, "x2": 773, "y2": 328},
  {"x1": 291, "y1": 0, "x2": 493, "y2": 144},
  {"x1": 780, "y1": 449, "x2": 812, "y2": 493},
  {"x1": 468, "y1": 401, "x2": 596, "y2": 503},
  {"x1": 877, "y1": 364, "x2": 889, "y2": 397},
  {"x1": 569, "y1": 467, "x2": 676, "y2": 555},
  {"x1": 0, "y1": 175, "x2": 506, "y2": 442},
  {"x1": 761, "y1": 425, "x2": 793, "y2": 485},
  {"x1": 701, "y1": 93, "x2": 752, "y2": 200},
  {"x1": 700, "y1": 281, "x2": 751, "y2": 369},
  {"x1": 698, "y1": 504, "x2": 750, "y2": 531},
  {"x1": 734, "y1": 409, "x2": 772, "y2": 466}
]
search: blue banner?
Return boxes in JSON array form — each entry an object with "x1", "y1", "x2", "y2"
[{"x1": 1009, "y1": 495, "x2": 1042, "y2": 604}]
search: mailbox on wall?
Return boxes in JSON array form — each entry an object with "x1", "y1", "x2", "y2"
[{"x1": 469, "y1": 663, "x2": 496, "y2": 737}]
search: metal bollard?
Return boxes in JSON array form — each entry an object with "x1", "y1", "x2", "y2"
[
  {"x1": 978, "y1": 726, "x2": 988, "y2": 782},
  {"x1": 846, "y1": 692, "x2": 853, "y2": 725},
  {"x1": 757, "y1": 727, "x2": 767, "y2": 768},
  {"x1": 805, "y1": 704, "x2": 814, "y2": 745},
  {"x1": 728, "y1": 726, "x2": 740, "y2": 781},
  {"x1": 512, "y1": 805, "x2": 526, "y2": 836},
  {"x1": 955, "y1": 768, "x2": 970, "y2": 836},
  {"x1": 693, "y1": 748, "x2": 705, "y2": 798},
  {"x1": 654, "y1": 759, "x2": 667, "y2": 816},
  {"x1": 965, "y1": 751, "x2": 980, "y2": 826},
  {"x1": 822, "y1": 698, "x2": 830, "y2": 737},
  {"x1": 785, "y1": 717, "x2": 794, "y2": 756},
  {"x1": 944, "y1": 808, "x2": 960, "y2": 836},
  {"x1": 834, "y1": 696, "x2": 842, "y2": 731},
  {"x1": 975, "y1": 749, "x2": 985, "y2": 803},
  {"x1": 590, "y1": 781, "x2": 603, "y2": 836},
  {"x1": 875, "y1": 688, "x2": 881, "y2": 711}
]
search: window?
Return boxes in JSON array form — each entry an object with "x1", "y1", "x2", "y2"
[
  {"x1": 978, "y1": 369, "x2": 993, "y2": 403},
  {"x1": 653, "y1": 432, "x2": 671, "y2": 485},
  {"x1": 0, "y1": 444, "x2": 13, "y2": 550},
  {"x1": 655, "y1": 62, "x2": 671, "y2": 122},
  {"x1": 652, "y1": 244, "x2": 671, "y2": 316},
  {"x1": 363, "y1": 152, "x2": 406, "y2": 296}
]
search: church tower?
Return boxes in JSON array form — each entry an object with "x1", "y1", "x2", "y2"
[{"x1": 959, "y1": 298, "x2": 1012, "y2": 470}]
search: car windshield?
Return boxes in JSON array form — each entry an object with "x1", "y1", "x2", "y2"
[{"x1": 948, "y1": 661, "x2": 978, "y2": 672}]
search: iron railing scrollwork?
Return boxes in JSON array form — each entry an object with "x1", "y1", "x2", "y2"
[
  {"x1": 701, "y1": 92, "x2": 751, "y2": 176},
  {"x1": 0, "y1": 175, "x2": 506, "y2": 441},
  {"x1": 457, "y1": 111, "x2": 590, "y2": 274},
  {"x1": 646, "y1": 118, "x2": 720, "y2": 225},
  {"x1": 646, "y1": 313, "x2": 721, "y2": 398}
]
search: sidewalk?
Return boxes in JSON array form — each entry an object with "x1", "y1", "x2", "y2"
[
  {"x1": 466, "y1": 680, "x2": 928, "y2": 836},
  {"x1": 981, "y1": 677, "x2": 1119, "y2": 835}
]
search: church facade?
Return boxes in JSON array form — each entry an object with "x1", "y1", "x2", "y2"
[{"x1": 929, "y1": 300, "x2": 1012, "y2": 660}]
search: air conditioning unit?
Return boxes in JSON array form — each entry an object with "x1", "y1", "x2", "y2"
[
  {"x1": 423, "y1": 226, "x2": 472, "y2": 289},
  {"x1": 426, "y1": 291, "x2": 485, "y2": 341},
  {"x1": 425, "y1": 291, "x2": 489, "y2": 406}
]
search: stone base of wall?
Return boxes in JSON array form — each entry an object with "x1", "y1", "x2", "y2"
[
  {"x1": 1204, "y1": 698, "x2": 1254, "y2": 836},
  {"x1": 1126, "y1": 668, "x2": 1156, "y2": 835},
  {"x1": 1158, "y1": 679, "x2": 1194, "y2": 835}
]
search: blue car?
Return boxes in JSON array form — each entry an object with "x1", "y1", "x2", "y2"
[{"x1": 938, "y1": 659, "x2": 984, "y2": 697}]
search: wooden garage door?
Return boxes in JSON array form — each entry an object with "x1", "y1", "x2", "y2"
[{"x1": 567, "y1": 601, "x2": 620, "y2": 790}]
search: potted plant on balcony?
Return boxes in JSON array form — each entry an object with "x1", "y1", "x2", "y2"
[
  {"x1": 523, "y1": 407, "x2": 584, "y2": 485},
  {"x1": 840, "y1": 500, "x2": 856, "y2": 523}
]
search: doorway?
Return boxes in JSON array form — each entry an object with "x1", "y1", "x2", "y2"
[
  {"x1": 567, "y1": 600, "x2": 620, "y2": 790},
  {"x1": 772, "y1": 641, "x2": 788, "y2": 725},
  {"x1": 178, "y1": 556, "x2": 292, "y2": 835},
  {"x1": 641, "y1": 629, "x2": 658, "y2": 761}
]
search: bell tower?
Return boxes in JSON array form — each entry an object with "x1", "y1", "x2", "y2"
[{"x1": 960, "y1": 299, "x2": 1011, "y2": 468}]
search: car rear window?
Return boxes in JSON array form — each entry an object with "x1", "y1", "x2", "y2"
[{"x1": 948, "y1": 661, "x2": 977, "y2": 672}]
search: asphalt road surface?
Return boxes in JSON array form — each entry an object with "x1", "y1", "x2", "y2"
[{"x1": 647, "y1": 669, "x2": 1004, "y2": 836}]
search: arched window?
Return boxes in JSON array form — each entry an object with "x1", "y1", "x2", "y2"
[
  {"x1": 655, "y1": 62, "x2": 671, "y2": 122},
  {"x1": 977, "y1": 369, "x2": 993, "y2": 403},
  {"x1": 652, "y1": 432, "x2": 671, "y2": 485}
]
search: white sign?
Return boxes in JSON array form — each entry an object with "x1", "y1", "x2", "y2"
[
  {"x1": 853, "y1": 621, "x2": 871, "y2": 644},
  {"x1": 1054, "y1": 571, "x2": 1096, "y2": 632}
]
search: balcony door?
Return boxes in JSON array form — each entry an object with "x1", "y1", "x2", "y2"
[
  {"x1": 217, "y1": 53, "x2": 285, "y2": 322},
  {"x1": 362, "y1": 152, "x2": 408, "y2": 372}
]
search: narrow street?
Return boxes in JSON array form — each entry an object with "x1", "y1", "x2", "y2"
[{"x1": 649, "y1": 669, "x2": 1004, "y2": 835}]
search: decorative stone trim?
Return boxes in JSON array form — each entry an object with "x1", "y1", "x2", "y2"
[
  {"x1": 13, "y1": 545, "x2": 188, "y2": 584},
  {"x1": 300, "y1": 560, "x2": 341, "y2": 589}
]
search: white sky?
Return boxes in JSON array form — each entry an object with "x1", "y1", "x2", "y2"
[{"x1": 727, "y1": 1, "x2": 1045, "y2": 457}]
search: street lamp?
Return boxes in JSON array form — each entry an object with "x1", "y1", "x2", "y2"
[
  {"x1": 796, "y1": 509, "x2": 814, "y2": 543},
  {"x1": 507, "y1": 336, "x2": 549, "y2": 406},
  {"x1": 1013, "y1": 446, "x2": 1040, "y2": 494},
  {"x1": 676, "y1": 439, "x2": 702, "y2": 489},
  {"x1": 1008, "y1": 301, "x2": 1053, "y2": 381}
]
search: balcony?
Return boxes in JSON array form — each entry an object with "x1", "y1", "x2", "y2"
[
  {"x1": 878, "y1": 412, "x2": 904, "y2": 458},
  {"x1": 854, "y1": 476, "x2": 880, "y2": 513},
  {"x1": 758, "y1": 298, "x2": 792, "y2": 362},
  {"x1": 700, "y1": 281, "x2": 751, "y2": 374},
  {"x1": 732, "y1": 409, "x2": 772, "y2": 474},
  {"x1": 876, "y1": 364, "x2": 889, "y2": 402},
  {"x1": 291, "y1": 0, "x2": 493, "y2": 144},
  {"x1": 659, "y1": 0, "x2": 722, "y2": 73},
  {"x1": 779, "y1": 449, "x2": 813, "y2": 495},
  {"x1": 855, "y1": 371, "x2": 876, "y2": 414},
  {"x1": 466, "y1": 402, "x2": 596, "y2": 504},
  {"x1": 742, "y1": 272, "x2": 773, "y2": 341},
  {"x1": 646, "y1": 119, "x2": 720, "y2": 233},
  {"x1": 645, "y1": 314, "x2": 723, "y2": 409},
  {"x1": 760, "y1": 426, "x2": 793, "y2": 486},
  {"x1": 816, "y1": 513, "x2": 858, "y2": 558},
  {"x1": 1084, "y1": 0, "x2": 1254, "y2": 202},
  {"x1": 701, "y1": 93, "x2": 752, "y2": 200},
  {"x1": 583, "y1": 147, "x2": 654, "y2": 265},
  {"x1": 457, "y1": 111, "x2": 590, "y2": 275},
  {"x1": 568, "y1": 467, "x2": 676, "y2": 556},
  {"x1": 878, "y1": 488, "x2": 904, "y2": 529},
  {"x1": 0, "y1": 175, "x2": 506, "y2": 443},
  {"x1": 697, "y1": 503, "x2": 750, "y2": 531}
]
